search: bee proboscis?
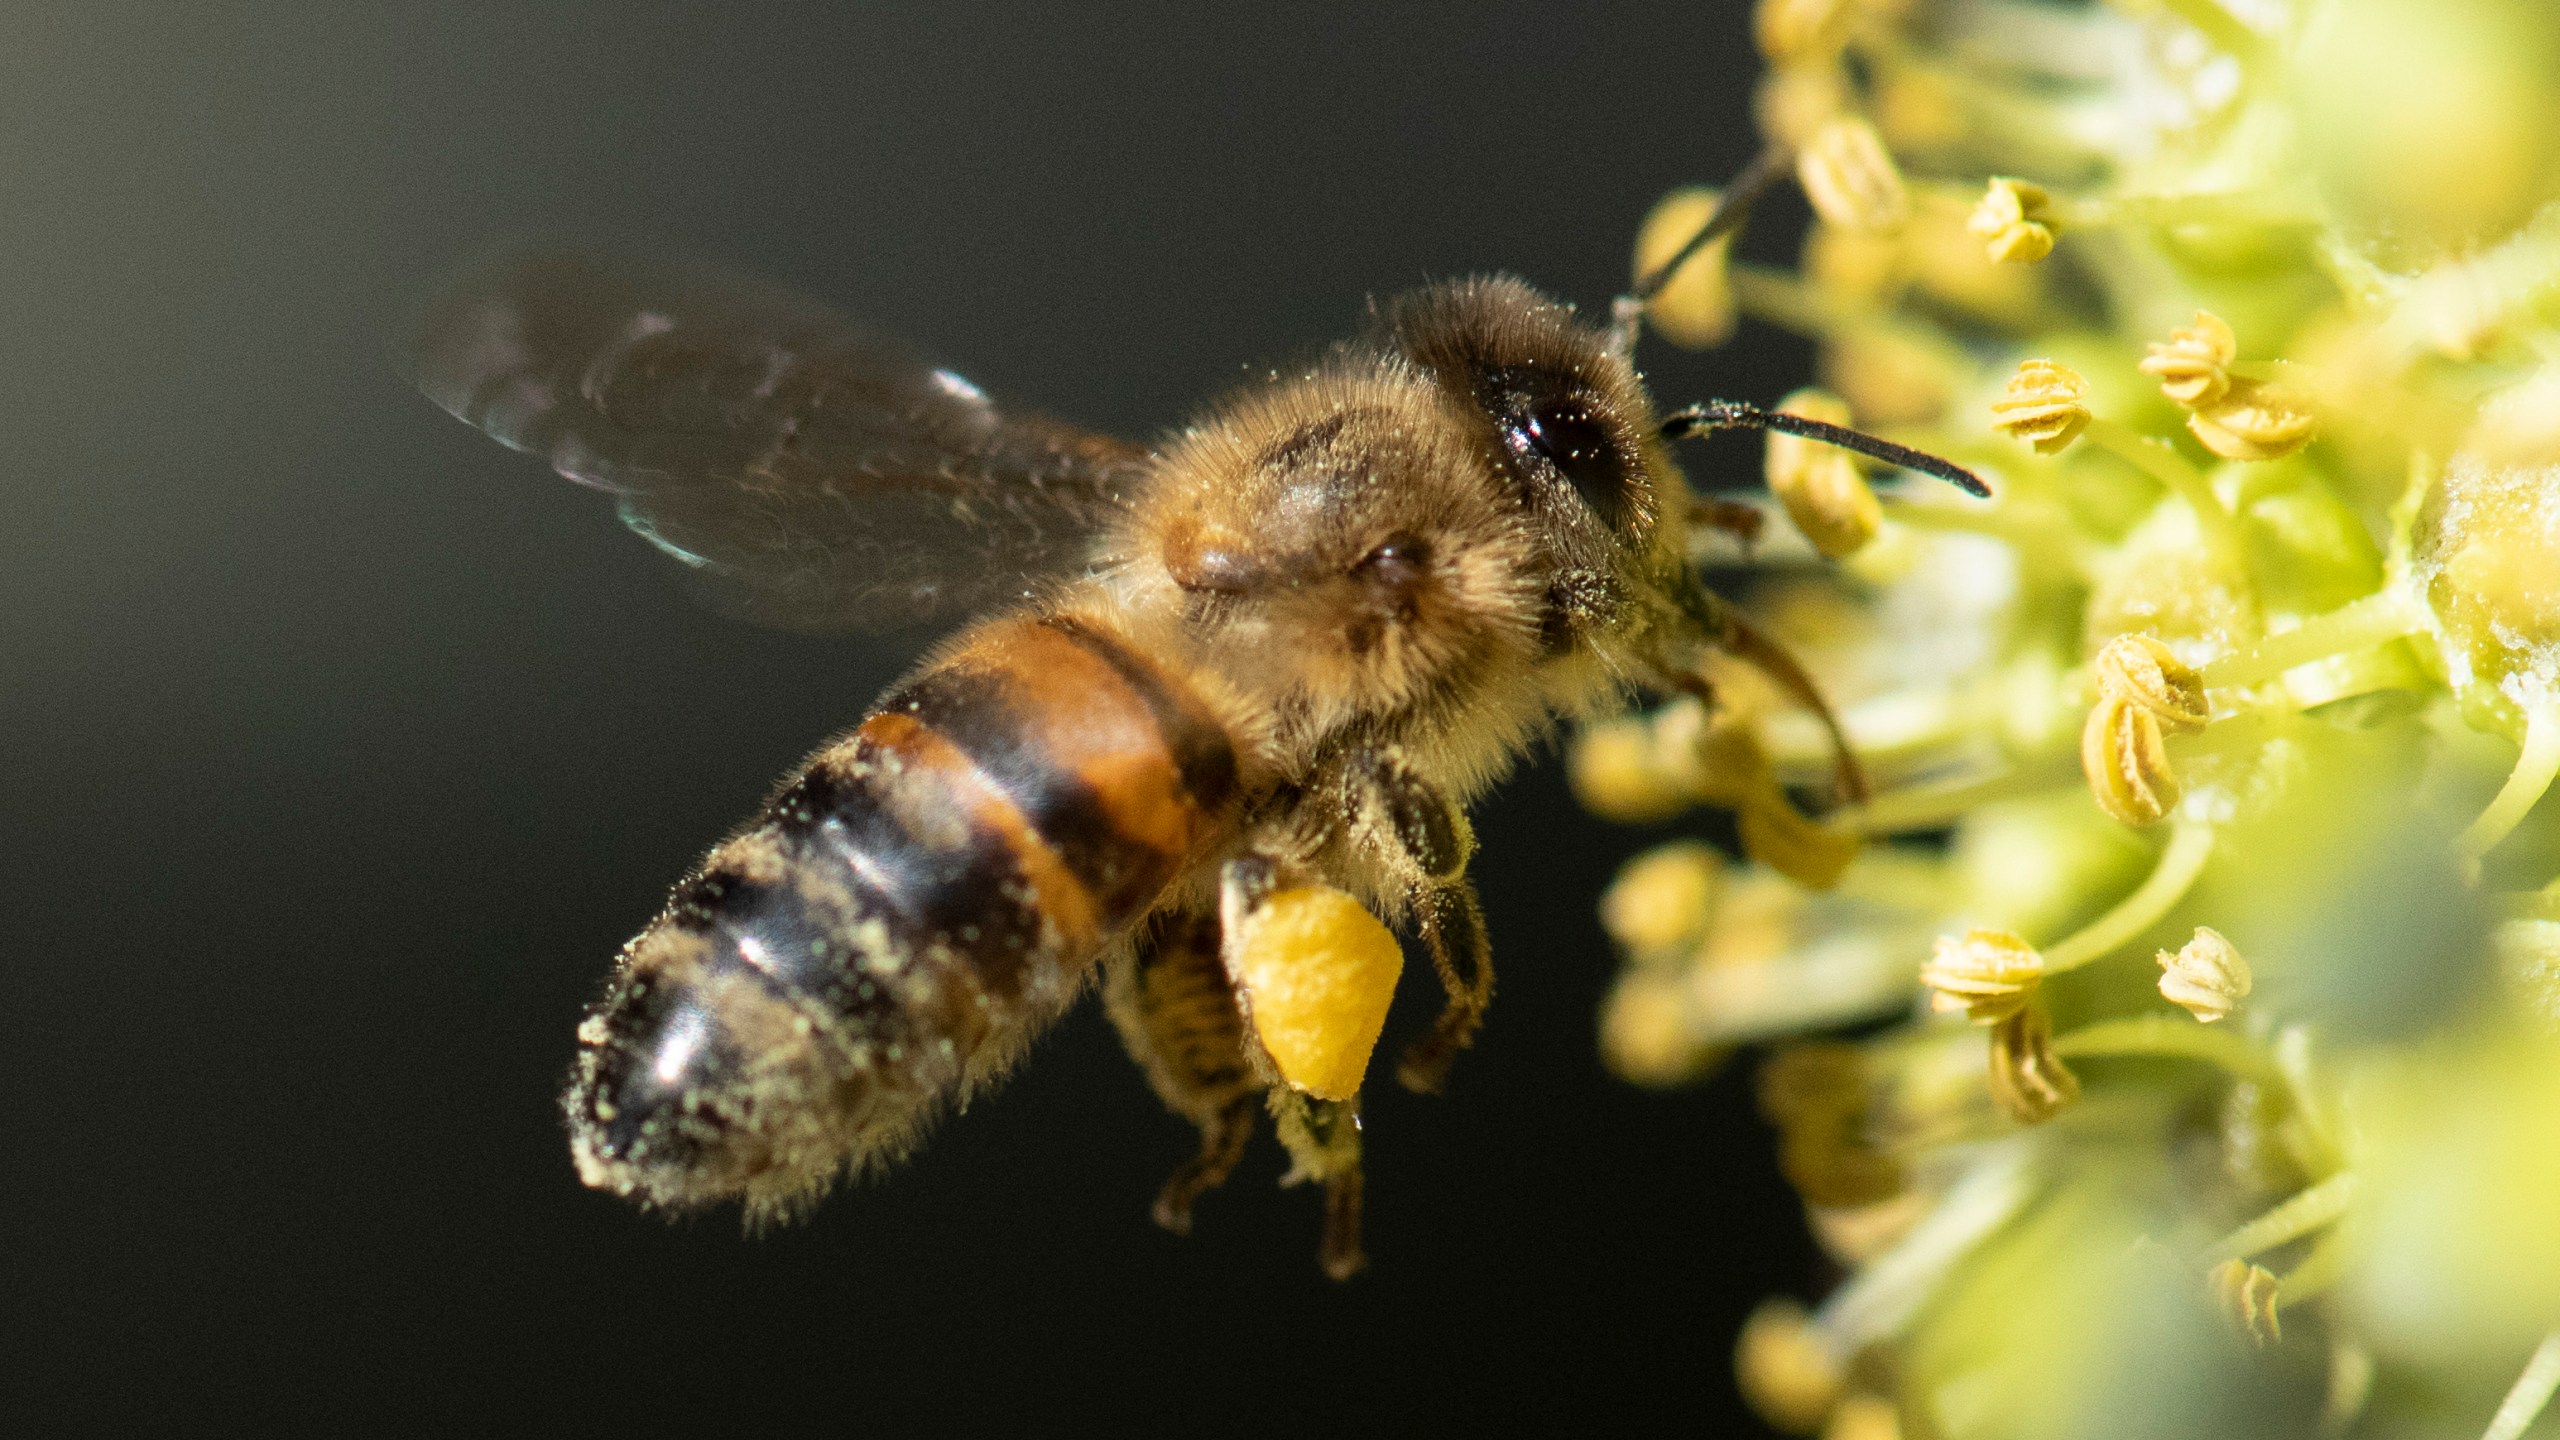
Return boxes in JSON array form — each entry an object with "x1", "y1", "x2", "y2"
[{"x1": 410, "y1": 176, "x2": 1981, "y2": 1277}]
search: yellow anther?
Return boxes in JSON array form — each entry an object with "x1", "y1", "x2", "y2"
[
  {"x1": 1990, "y1": 358, "x2": 2091, "y2": 453},
  {"x1": 1920, "y1": 927, "x2": 2043, "y2": 1022},
  {"x1": 1777, "y1": 1105, "x2": 1908, "y2": 1210},
  {"x1": 2208, "y1": 1258, "x2": 2283, "y2": 1346},
  {"x1": 1599, "y1": 971, "x2": 1714, "y2": 1086},
  {"x1": 1759, "y1": 1041, "x2": 1868, "y2": 1126},
  {"x1": 2081, "y1": 694, "x2": 2183, "y2": 827},
  {"x1": 1987, "y1": 1004, "x2": 2080, "y2": 1123},
  {"x1": 1754, "y1": 0, "x2": 1854, "y2": 64},
  {"x1": 1824, "y1": 1394, "x2": 1902, "y2": 1440},
  {"x1": 1797, "y1": 117, "x2": 1910, "y2": 232},
  {"x1": 1568, "y1": 716, "x2": 1693, "y2": 825},
  {"x1": 2139, "y1": 309, "x2": 2238, "y2": 409},
  {"x1": 1599, "y1": 841, "x2": 1723, "y2": 955},
  {"x1": 2188, "y1": 377, "x2": 2318, "y2": 461},
  {"x1": 1739, "y1": 789, "x2": 1864, "y2": 890},
  {"x1": 1803, "y1": 222, "x2": 1905, "y2": 305},
  {"x1": 1967, "y1": 177, "x2": 2056, "y2": 264},
  {"x1": 2092, "y1": 633, "x2": 2210, "y2": 732},
  {"x1": 1635, "y1": 187, "x2": 1738, "y2": 349},
  {"x1": 1735, "y1": 1296, "x2": 1847, "y2": 1435},
  {"x1": 1755, "y1": 65, "x2": 1853, "y2": 150},
  {"x1": 1761, "y1": 1043, "x2": 1906, "y2": 1208},
  {"x1": 1225, "y1": 885, "x2": 1403, "y2": 1101},
  {"x1": 2157, "y1": 926, "x2": 2252, "y2": 1023},
  {"x1": 1766, "y1": 387, "x2": 1883, "y2": 558}
]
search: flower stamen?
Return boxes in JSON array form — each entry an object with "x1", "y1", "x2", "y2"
[
  {"x1": 2157, "y1": 926, "x2": 2252, "y2": 1022},
  {"x1": 1987, "y1": 1004, "x2": 2079, "y2": 1123},
  {"x1": 2044, "y1": 817, "x2": 2219, "y2": 972},
  {"x1": 1989, "y1": 358, "x2": 2089, "y2": 452},
  {"x1": 1921, "y1": 927, "x2": 2042, "y2": 1021}
]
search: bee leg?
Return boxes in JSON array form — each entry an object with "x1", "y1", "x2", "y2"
[
  {"x1": 1672, "y1": 584, "x2": 1872, "y2": 806},
  {"x1": 1395, "y1": 881, "x2": 1492, "y2": 1095},
  {"x1": 1691, "y1": 495, "x2": 1766, "y2": 550},
  {"x1": 1340, "y1": 749, "x2": 1490, "y2": 1096},
  {"x1": 1269, "y1": 1087, "x2": 1367, "y2": 1280},
  {"x1": 1101, "y1": 909, "x2": 1263, "y2": 1236}
]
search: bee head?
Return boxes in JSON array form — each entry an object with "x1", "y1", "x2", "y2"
[{"x1": 1382, "y1": 276, "x2": 1689, "y2": 648}]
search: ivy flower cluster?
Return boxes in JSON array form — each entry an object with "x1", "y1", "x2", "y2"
[{"x1": 1583, "y1": 2, "x2": 2560, "y2": 1436}]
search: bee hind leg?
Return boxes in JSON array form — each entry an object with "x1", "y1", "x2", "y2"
[
  {"x1": 1101, "y1": 909, "x2": 1263, "y2": 1236},
  {"x1": 1270, "y1": 1087, "x2": 1367, "y2": 1281}
]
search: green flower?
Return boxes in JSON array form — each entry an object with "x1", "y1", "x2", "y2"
[{"x1": 1595, "y1": 2, "x2": 2560, "y2": 1435}]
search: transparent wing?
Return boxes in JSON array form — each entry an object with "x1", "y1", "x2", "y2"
[{"x1": 405, "y1": 243, "x2": 1148, "y2": 631}]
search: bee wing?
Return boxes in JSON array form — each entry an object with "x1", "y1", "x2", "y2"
[{"x1": 406, "y1": 244, "x2": 1147, "y2": 632}]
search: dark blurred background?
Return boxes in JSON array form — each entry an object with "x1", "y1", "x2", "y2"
[{"x1": 3, "y1": 1, "x2": 1826, "y2": 1431}]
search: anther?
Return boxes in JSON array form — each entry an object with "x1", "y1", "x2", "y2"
[
  {"x1": 1990, "y1": 359, "x2": 2091, "y2": 453},
  {"x1": 1987, "y1": 1004, "x2": 2080, "y2": 1123},
  {"x1": 2140, "y1": 310, "x2": 2238, "y2": 409},
  {"x1": 1764, "y1": 387, "x2": 1882, "y2": 557},
  {"x1": 2208, "y1": 1258, "x2": 2283, "y2": 1346},
  {"x1": 1921, "y1": 927, "x2": 2043, "y2": 1022},
  {"x1": 2157, "y1": 926, "x2": 2252, "y2": 1023},
  {"x1": 2188, "y1": 378, "x2": 2319, "y2": 461},
  {"x1": 1797, "y1": 117, "x2": 1910, "y2": 232},
  {"x1": 1968, "y1": 177, "x2": 2056, "y2": 264}
]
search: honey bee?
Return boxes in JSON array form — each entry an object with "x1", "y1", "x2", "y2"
[{"x1": 409, "y1": 187, "x2": 1982, "y2": 1278}]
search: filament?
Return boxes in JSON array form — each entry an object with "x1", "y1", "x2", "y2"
[
  {"x1": 2200, "y1": 587, "x2": 2431, "y2": 690},
  {"x1": 2043, "y1": 816, "x2": 2218, "y2": 973},
  {"x1": 2484, "y1": 1332, "x2": 2560, "y2": 1440},
  {"x1": 2082, "y1": 418, "x2": 2243, "y2": 562},
  {"x1": 2050, "y1": 1014, "x2": 2283, "y2": 1086},
  {"x1": 2207, "y1": 1171, "x2": 2361, "y2": 1263},
  {"x1": 2459, "y1": 700, "x2": 2560, "y2": 861},
  {"x1": 1848, "y1": 767, "x2": 2066, "y2": 838}
]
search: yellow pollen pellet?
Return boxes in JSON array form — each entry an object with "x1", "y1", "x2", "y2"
[{"x1": 1226, "y1": 885, "x2": 1404, "y2": 1101}]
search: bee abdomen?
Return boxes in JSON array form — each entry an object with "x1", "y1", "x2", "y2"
[{"x1": 567, "y1": 613, "x2": 1239, "y2": 1214}]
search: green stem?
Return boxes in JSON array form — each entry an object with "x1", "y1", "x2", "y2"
[
  {"x1": 2485, "y1": 1332, "x2": 2560, "y2": 1440},
  {"x1": 2050, "y1": 1015, "x2": 2284, "y2": 1086},
  {"x1": 1888, "y1": 500, "x2": 2098, "y2": 576},
  {"x1": 1849, "y1": 768, "x2": 2066, "y2": 837},
  {"x1": 2209, "y1": 1171, "x2": 2360, "y2": 1263},
  {"x1": 2082, "y1": 418, "x2": 2244, "y2": 563},
  {"x1": 2460, "y1": 699, "x2": 2560, "y2": 861},
  {"x1": 2071, "y1": 190, "x2": 2312, "y2": 230},
  {"x1": 2044, "y1": 817, "x2": 2218, "y2": 973},
  {"x1": 2199, "y1": 587, "x2": 2431, "y2": 690},
  {"x1": 2276, "y1": 1226, "x2": 2350, "y2": 1306},
  {"x1": 1729, "y1": 263, "x2": 1854, "y2": 339}
]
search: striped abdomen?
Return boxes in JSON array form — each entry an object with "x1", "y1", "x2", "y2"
[{"x1": 565, "y1": 612, "x2": 1239, "y2": 1215}]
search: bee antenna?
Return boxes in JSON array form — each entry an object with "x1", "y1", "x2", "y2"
[
  {"x1": 1628, "y1": 140, "x2": 1792, "y2": 305},
  {"x1": 1661, "y1": 401, "x2": 1993, "y2": 498},
  {"x1": 1608, "y1": 141, "x2": 1792, "y2": 358}
]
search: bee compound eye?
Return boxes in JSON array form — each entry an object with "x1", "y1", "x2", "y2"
[{"x1": 1519, "y1": 399, "x2": 1630, "y2": 526}]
